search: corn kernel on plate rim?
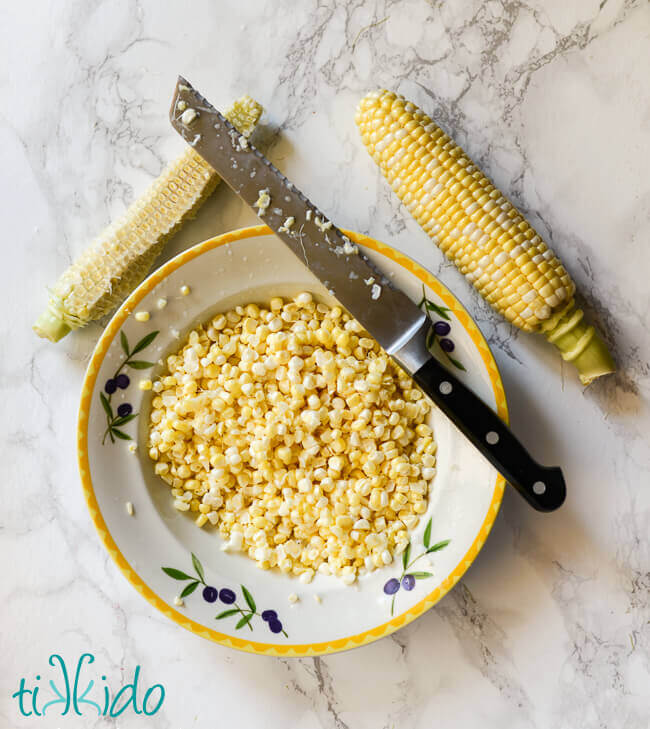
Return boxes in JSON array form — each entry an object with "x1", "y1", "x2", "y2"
[{"x1": 78, "y1": 225, "x2": 508, "y2": 656}]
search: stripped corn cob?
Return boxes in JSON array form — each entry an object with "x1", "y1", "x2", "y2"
[
  {"x1": 33, "y1": 95, "x2": 263, "y2": 342},
  {"x1": 356, "y1": 90, "x2": 615, "y2": 384}
]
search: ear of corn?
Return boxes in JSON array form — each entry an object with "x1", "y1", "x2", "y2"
[
  {"x1": 33, "y1": 95, "x2": 263, "y2": 342},
  {"x1": 355, "y1": 90, "x2": 615, "y2": 384}
]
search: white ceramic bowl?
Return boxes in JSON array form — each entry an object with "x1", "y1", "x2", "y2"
[{"x1": 78, "y1": 225, "x2": 507, "y2": 656}]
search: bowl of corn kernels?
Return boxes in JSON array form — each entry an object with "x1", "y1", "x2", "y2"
[{"x1": 79, "y1": 225, "x2": 507, "y2": 655}]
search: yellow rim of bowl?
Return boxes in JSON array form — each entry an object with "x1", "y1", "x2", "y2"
[{"x1": 78, "y1": 225, "x2": 508, "y2": 656}]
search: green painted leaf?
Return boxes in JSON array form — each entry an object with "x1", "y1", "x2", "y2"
[
  {"x1": 100, "y1": 392, "x2": 113, "y2": 419},
  {"x1": 427, "y1": 539, "x2": 451, "y2": 553},
  {"x1": 425, "y1": 328, "x2": 435, "y2": 352},
  {"x1": 180, "y1": 581, "x2": 199, "y2": 598},
  {"x1": 162, "y1": 567, "x2": 193, "y2": 580},
  {"x1": 236, "y1": 613, "x2": 254, "y2": 630},
  {"x1": 425, "y1": 301, "x2": 451, "y2": 320},
  {"x1": 423, "y1": 518, "x2": 432, "y2": 549},
  {"x1": 127, "y1": 360, "x2": 155, "y2": 370},
  {"x1": 216, "y1": 609, "x2": 240, "y2": 619},
  {"x1": 112, "y1": 413, "x2": 138, "y2": 427},
  {"x1": 241, "y1": 585, "x2": 256, "y2": 613},
  {"x1": 111, "y1": 428, "x2": 131, "y2": 440},
  {"x1": 120, "y1": 330, "x2": 130, "y2": 356},
  {"x1": 191, "y1": 553, "x2": 205, "y2": 583},
  {"x1": 402, "y1": 543, "x2": 411, "y2": 571},
  {"x1": 131, "y1": 330, "x2": 159, "y2": 356},
  {"x1": 411, "y1": 571, "x2": 433, "y2": 579},
  {"x1": 447, "y1": 356, "x2": 466, "y2": 372}
]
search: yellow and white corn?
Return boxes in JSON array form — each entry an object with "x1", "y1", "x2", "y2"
[
  {"x1": 356, "y1": 90, "x2": 615, "y2": 384},
  {"x1": 34, "y1": 96, "x2": 263, "y2": 342},
  {"x1": 147, "y1": 294, "x2": 437, "y2": 584}
]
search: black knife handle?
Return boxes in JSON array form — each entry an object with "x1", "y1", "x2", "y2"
[{"x1": 413, "y1": 357, "x2": 566, "y2": 512}]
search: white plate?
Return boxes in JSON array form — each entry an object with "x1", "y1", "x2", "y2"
[{"x1": 78, "y1": 225, "x2": 507, "y2": 656}]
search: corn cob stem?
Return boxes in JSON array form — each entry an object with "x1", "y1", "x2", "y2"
[
  {"x1": 34, "y1": 95, "x2": 263, "y2": 342},
  {"x1": 542, "y1": 305, "x2": 614, "y2": 384},
  {"x1": 355, "y1": 90, "x2": 615, "y2": 384}
]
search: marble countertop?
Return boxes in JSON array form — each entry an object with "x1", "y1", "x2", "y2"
[{"x1": 2, "y1": 1, "x2": 649, "y2": 727}]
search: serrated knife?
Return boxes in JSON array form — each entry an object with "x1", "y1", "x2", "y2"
[{"x1": 169, "y1": 77, "x2": 566, "y2": 512}]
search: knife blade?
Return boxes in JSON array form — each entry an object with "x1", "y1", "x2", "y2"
[
  {"x1": 169, "y1": 78, "x2": 430, "y2": 375},
  {"x1": 168, "y1": 77, "x2": 566, "y2": 512}
]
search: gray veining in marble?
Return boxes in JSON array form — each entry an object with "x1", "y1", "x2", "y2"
[{"x1": 1, "y1": 1, "x2": 648, "y2": 727}]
